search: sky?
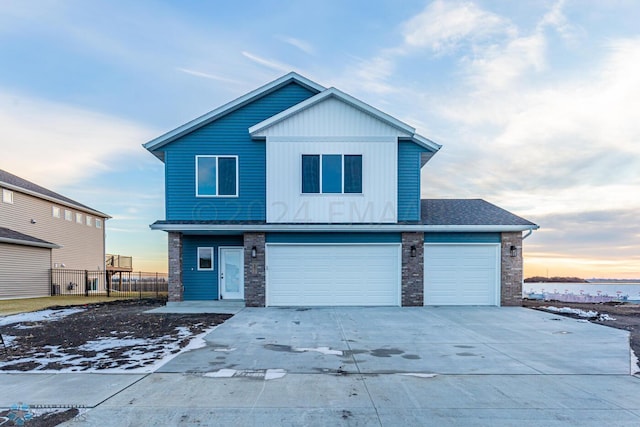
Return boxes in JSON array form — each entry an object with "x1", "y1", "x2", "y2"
[{"x1": 0, "y1": 0, "x2": 638, "y2": 278}]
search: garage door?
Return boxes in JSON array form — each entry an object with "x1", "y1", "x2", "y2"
[
  {"x1": 424, "y1": 244, "x2": 499, "y2": 306},
  {"x1": 266, "y1": 244, "x2": 400, "y2": 306}
]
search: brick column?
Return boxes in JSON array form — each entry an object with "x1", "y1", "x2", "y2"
[
  {"x1": 244, "y1": 232, "x2": 266, "y2": 307},
  {"x1": 168, "y1": 232, "x2": 183, "y2": 302},
  {"x1": 501, "y1": 232, "x2": 523, "y2": 306},
  {"x1": 401, "y1": 232, "x2": 424, "y2": 306}
]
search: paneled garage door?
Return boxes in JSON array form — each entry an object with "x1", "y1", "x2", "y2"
[
  {"x1": 424, "y1": 244, "x2": 500, "y2": 306},
  {"x1": 266, "y1": 244, "x2": 400, "y2": 306}
]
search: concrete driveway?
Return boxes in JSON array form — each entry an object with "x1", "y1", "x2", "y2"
[{"x1": 3, "y1": 306, "x2": 639, "y2": 426}]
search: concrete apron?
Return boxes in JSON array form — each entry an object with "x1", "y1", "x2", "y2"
[{"x1": 2, "y1": 307, "x2": 639, "y2": 426}]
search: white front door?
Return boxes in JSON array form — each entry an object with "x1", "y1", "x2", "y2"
[{"x1": 219, "y1": 247, "x2": 244, "y2": 300}]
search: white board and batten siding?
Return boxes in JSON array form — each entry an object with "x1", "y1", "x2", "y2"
[
  {"x1": 0, "y1": 243, "x2": 51, "y2": 299},
  {"x1": 266, "y1": 244, "x2": 401, "y2": 306},
  {"x1": 261, "y1": 97, "x2": 412, "y2": 224},
  {"x1": 424, "y1": 244, "x2": 500, "y2": 306}
]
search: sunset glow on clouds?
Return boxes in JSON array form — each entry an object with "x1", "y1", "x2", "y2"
[{"x1": 0, "y1": 0, "x2": 638, "y2": 277}]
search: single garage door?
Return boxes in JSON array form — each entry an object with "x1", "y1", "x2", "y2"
[
  {"x1": 424, "y1": 244, "x2": 500, "y2": 306},
  {"x1": 266, "y1": 244, "x2": 400, "y2": 306}
]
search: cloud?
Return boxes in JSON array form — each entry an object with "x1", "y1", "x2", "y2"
[
  {"x1": 0, "y1": 91, "x2": 155, "y2": 187},
  {"x1": 402, "y1": 0, "x2": 515, "y2": 53},
  {"x1": 241, "y1": 51, "x2": 293, "y2": 73},
  {"x1": 277, "y1": 36, "x2": 314, "y2": 54},
  {"x1": 177, "y1": 68, "x2": 242, "y2": 84}
]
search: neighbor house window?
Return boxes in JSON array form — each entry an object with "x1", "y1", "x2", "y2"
[
  {"x1": 196, "y1": 155, "x2": 238, "y2": 197},
  {"x1": 197, "y1": 247, "x2": 214, "y2": 270},
  {"x1": 86, "y1": 216, "x2": 92, "y2": 226},
  {"x1": 64, "y1": 210, "x2": 72, "y2": 221},
  {"x1": 302, "y1": 154, "x2": 362, "y2": 194},
  {"x1": 75, "y1": 213, "x2": 82, "y2": 223},
  {"x1": 52, "y1": 206, "x2": 61, "y2": 218},
  {"x1": 2, "y1": 189, "x2": 13, "y2": 204},
  {"x1": 95, "y1": 218, "x2": 102, "y2": 229}
]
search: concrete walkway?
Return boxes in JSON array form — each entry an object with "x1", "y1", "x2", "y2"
[{"x1": 1, "y1": 307, "x2": 639, "y2": 426}]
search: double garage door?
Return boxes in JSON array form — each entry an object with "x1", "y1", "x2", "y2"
[{"x1": 265, "y1": 243, "x2": 500, "y2": 306}]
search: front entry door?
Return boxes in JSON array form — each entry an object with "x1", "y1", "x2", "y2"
[{"x1": 219, "y1": 247, "x2": 244, "y2": 300}]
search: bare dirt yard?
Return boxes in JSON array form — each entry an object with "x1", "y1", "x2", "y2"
[
  {"x1": 0, "y1": 299, "x2": 231, "y2": 426},
  {"x1": 523, "y1": 299, "x2": 640, "y2": 356}
]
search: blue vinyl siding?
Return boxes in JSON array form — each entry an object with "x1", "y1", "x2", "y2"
[
  {"x1": 266, "y1": 232, "x2": 401, "y2": 244},
  {"x1": 424, "y1": 232, "x2": 501, "y2": 243},
  {"x1": 164, "y1": 82, "x2": 316, "y2": 221},
  {"x1": 182, "y1": 235, "x2": 243, "y2": 300},
  {"x1": 398, "y1": 141, "x2": 427, "y2": 221}
]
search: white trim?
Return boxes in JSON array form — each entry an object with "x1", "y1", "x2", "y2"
[
  {"x1": 64, "y1": 209, "x2": 73, "y2": 221},
  {"x1": 424, "y1": 243, "x2": 501, "y2": 306},
  {"x1": 143, "y1": 72, "x2": 325, "y2": 156},
  {"x1": 151, "y1": 223, "x2": 539, "y2": 233},
  {"x1": 218, "y1": 246, "x2": 244, "y2": 300},
  {"x1": 52, "y1": 206, "x2": 61, "y2": 218},
  {"x1": 250, "y1": 88, "x2": 415, "y2": 137},
  {"x1": 197, "y1": 247, "x2": 214, "y2": 271},
  {"x1": 75, "y1": 212, "x2": 83, "y2": 224},
  {"x1": 195, "y1": 155, "x2": 239, "y2": 198}
]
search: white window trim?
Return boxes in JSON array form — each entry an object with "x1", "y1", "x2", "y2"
[
  {"x1": 197, "y1": 247, "x2": 215, "y2": 271},
  {"x1": 86, "y1": 216, "x2": 92, "y2": 226},
  {"x1": 96, "y1": 218, "x2": 102, "y2": 229},
  {"x1": 75, "y1": 212, "x2": 83, "y2": 224},
  {"x1": 195, "y1": 155, "x2": 239, "y2": 198},
  {"x1": 64, "y1": 210, "x2": 73, "y2": 221},
  {"x1": 52, "y1": 206, "x2": 61, "y2": 218},
  {"x1": 301, "y1": 154, "x2": 363, "y2": 195},
  {"x1": 2, "y1": 189, "x2": 13, "y2": 204}
]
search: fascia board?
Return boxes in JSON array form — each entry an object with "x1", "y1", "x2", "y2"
[
  {"x1": 0, "y1": 236, "x2": 61, "y2": 249},
  {"x1": 143, "y1": 72, "x2": 325, "y2": 152},
  {"x1": 150, "y1": 223, "x2": 539, "y2": 233}
]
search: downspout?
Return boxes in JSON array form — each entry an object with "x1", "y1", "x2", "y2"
[{"x1": 522, "y1": 227, "x2": 536, "y2": 240}]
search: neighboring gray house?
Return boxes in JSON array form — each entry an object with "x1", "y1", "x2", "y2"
[{"x1": 0, "y1": 169, "x2": 110, "y2": 299}]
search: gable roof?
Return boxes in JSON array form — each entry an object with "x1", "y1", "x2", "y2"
[
  {"x1": 0, "y1": 169, "x2": 110, "y2": 218},
  {"x1": 143, "y1": 72, "x2": 325, "y2": 159},
  {"x1": 249, "y1": 87, "x2": 442, "y2": 152},
  {"x1": 0, "y1": 227, "x2": 60, "y2": 249},
  {"x1": 421, "y1": 199, "x2": 538, "y2": 227}
]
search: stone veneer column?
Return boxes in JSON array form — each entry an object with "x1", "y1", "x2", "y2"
[
  {"x1": 244, "y1": 232, "x2": 266, "y2": 307},
  {"x1": 168, "y1": 232, "x2": 183, "y2": 302},
  {"x1": 501, "y1": 232, "x2": 523, "y2": 306},
  {"x1": 401, "y1": 232, "x2": 424, "y2": 306}
]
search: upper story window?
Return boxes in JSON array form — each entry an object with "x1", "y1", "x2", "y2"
[
  {"x1": 96, "y1": 218, "x2": 102, "y2": 229},
  {"x1": 75, "y1": 212, "x2": 82, "y2": 224},
  {"x1": 52, "y1": 206, "x2": 60, "y2": 218},
  {"x1": 196, "y1": 155, "x2": 238, "y2": 197},
  {"x1": 64, "y1": 210, "x2": 72, "y2": 221},
  {"x1": 86, "y1": 216, "x2": 92, "y2": 226},
  {"x1": 302, "y1": 154, "x2": 362, "y2": 194},
  {"x1": 2, "y1": 189, "x2": 13, "y2": 204}
]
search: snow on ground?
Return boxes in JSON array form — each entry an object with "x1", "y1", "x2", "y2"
[
  {"x1": 0, "y1": 308, "x2": 85, "y2": 327},
  {"x1": 0, "y1": 325, "x2": 220, "y2": 374},
  {"x1": 542, "y1": 306, "x2": 616, "y2": 321}
]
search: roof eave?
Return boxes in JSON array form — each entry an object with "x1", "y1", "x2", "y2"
[
  {"x1": 0, "y1": 236, "x2": 61, "y2": 249},
  {"x1": 150, "y1": 223, "x2": 539, "y2": 233},
  {"x1": 144, "y1": 72, "x2": 325, "y2": 154}
]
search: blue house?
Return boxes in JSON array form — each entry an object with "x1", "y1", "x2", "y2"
[{"x1": 144, "y1": 72, "x2": 538, "y2": 307}]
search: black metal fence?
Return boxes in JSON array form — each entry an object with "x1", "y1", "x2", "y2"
[{"x1": 50, "y1": 269, "x2": 168, "y2": 299}]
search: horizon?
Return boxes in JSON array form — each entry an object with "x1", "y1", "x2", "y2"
[{"x1": 0, "y1": 1, "x2": 638, "y2": 278}]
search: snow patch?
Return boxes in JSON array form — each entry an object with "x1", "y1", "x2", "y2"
[
  {"x1": 213, "y1": 347, "x2": 236, "y2": 352},
  {"x1": 205, "y1": 369, "x2": 236, "y2": 378},
  {"x1": 542, "y1": 306, "x2": 616, "y2": 321},
  {"x1": 0, "y1": 308, "x2": 85, "y2": 327},
  {"x1": 265, "y1": 369, "x2": 287, "y2": 380},
  {"x1": 631, "y1": 348, "x2": 640, "y2": 375},
  {"x1": 293, "y1": 346, "x2": 343, "y2": 356},
  {"x1": 78, "y1": 338, "x2": 148, "y2": 352},
  {"x1": 399, "y1": 373, "x2": 438, "y2": 378}
]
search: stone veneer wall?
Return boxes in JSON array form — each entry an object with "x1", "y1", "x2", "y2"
[
  {"x1": 168, "y1": 231, "x2": 183, "y2": 302},
  {"x1": 401, "y1": 232, "x2": 424, "y2": 306},
  {"x1": 501, "y1": 232, "x2": 523, "y2": 306},
  {"x1": 244, "y1": 232, "x2": 266, "y2": 307}
]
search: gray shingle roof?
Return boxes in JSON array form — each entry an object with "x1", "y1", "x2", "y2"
[
  {"x1": 0, "y1": 169, "x2": 109, "y2": 218},
  {"x1": 421, "y1": 199, "x2": 537, "y2": 226},
  {"x1": 0, "y1": 227, "x2": 59, "y2": 248}
]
